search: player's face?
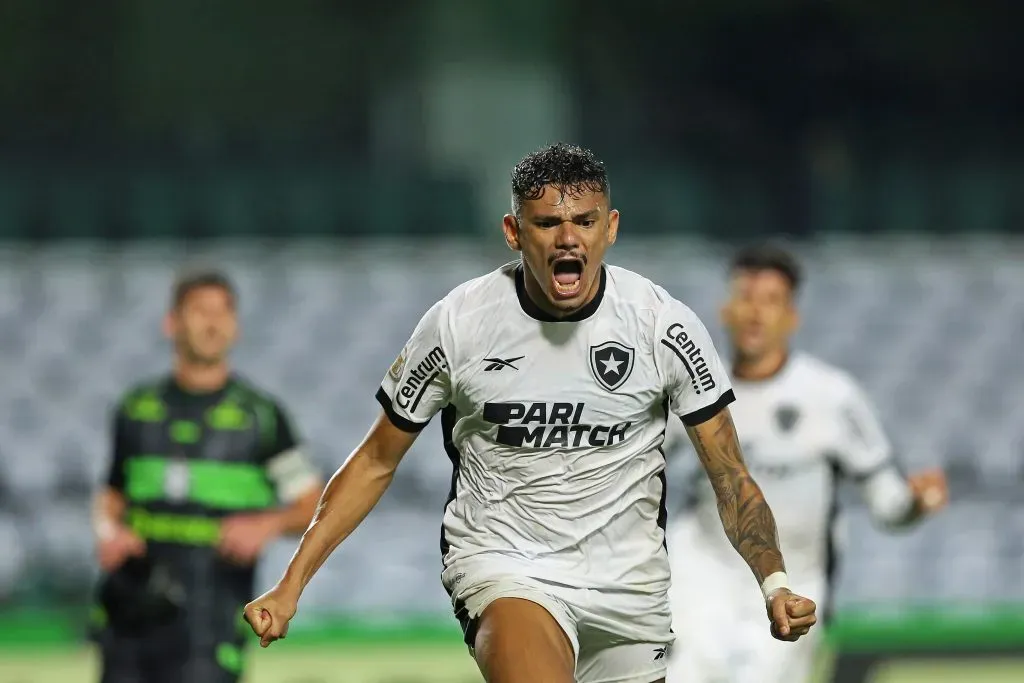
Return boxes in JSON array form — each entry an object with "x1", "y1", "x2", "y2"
[
  {"x1": 502, "y1": 185, "x2": 619, "y2": 315},
  {"x1": 166, "y1": 286, "x2": 238, "y2": 365},
  {"x1": 722, "y1": 269, "x2": 798, "y2": 359}
]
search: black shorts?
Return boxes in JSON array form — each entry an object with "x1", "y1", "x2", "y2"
[{"x1": 99, "y1": 628, "x2": 245, "y2": 683}]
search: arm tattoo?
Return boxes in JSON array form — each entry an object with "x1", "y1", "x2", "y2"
[{"x1": 686, "y1": 409, "x2": 785, "y2": 584}]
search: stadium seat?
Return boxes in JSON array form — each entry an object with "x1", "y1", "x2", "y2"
[{"x1": 0, "y1": 238, "x2": 1020, "y2": 613}]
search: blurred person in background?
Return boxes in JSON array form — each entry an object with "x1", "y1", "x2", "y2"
[
  {"x1": 242, "y1": 144, "x2": 817, "y2": 683},
  {"x1": 91, "y1": 269, "x2": 323, "y2": 683},
  {"x1": 665, "y1": 245, "x2": 949, "y2": 683}
]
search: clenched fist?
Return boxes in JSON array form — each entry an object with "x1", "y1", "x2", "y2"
[
  {"x1": 244, "y1": 584, "x2": 300, "y2": 648},
  {"x1": 907, "y1": 468, "x2": 948, "y2": 515},
  {"x1": 766, "y1": 589, "x2": 817, "y2": 642}
]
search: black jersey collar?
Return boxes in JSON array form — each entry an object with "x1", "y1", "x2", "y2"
[{"x1": 515, "y1": 264, "x2": 606, "y2": 323}]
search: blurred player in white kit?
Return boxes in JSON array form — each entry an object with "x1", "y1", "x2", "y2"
[{"x1": 665, "y1": 245, "x2": 949, "y2": 683}]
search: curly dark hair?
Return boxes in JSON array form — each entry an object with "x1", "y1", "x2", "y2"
[
  {"x1": 510, "y1": 142, "x2": 610, "y2": 216},
  {"x1": 729, "y1": 244, "x2": 803, "y2": 293}
]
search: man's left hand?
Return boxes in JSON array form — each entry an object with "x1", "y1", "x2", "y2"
[
  {"x1": 766, "y1": 589, "x2": 817, "y2": 642},
  {"x1": 218, "y1": 513, "x2": 283, "y2": 565}
]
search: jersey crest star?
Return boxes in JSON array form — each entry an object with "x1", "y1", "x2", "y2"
[{"x1": 600, "y1": 354, "x2": 624, "y2": 376}]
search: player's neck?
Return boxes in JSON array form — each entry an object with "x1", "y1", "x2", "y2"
[
  {"x1": 173, "y1": 360, "x2": 231, "y2": 393},
  {"x1": 732, "y1": 349, "x2": 789, "y2": 382}
]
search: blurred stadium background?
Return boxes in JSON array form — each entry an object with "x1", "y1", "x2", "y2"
[{"x1": 1, "y1": 2, "x2": 1023, "y2": 682}]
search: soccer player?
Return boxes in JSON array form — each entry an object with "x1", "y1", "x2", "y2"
[
  {"x1": 92, "y1": 269, "x2": 324, "y2": 683},
  {"x1": 664, "y1": 245, "x2": 949, "y2": 683},
  {"x1": 244, "y1": 144, "x2": 817, "y2": 683}
]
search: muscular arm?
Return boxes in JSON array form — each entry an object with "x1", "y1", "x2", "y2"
[
  {"x1": 277, "y1": 411, "x2": 419, "y2": 593},
  {"x1": 686, "y1": 407, "x2": 786, "y2": 584}
]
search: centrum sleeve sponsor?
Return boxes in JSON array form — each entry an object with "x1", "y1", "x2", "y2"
[
  {"x1": 660, "y1": 322, "x2": 717, "y2": 395},
  {"x1": 655, "y1": 300, "x2": 734, "y2": 424},
  {"x1": 377, "y1": 300, "x2": 454, "y2": 429},
  {"x1": 395, "y1": 345, "x2": 448, "y2": 413}
]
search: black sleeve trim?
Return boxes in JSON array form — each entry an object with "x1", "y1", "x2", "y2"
[
  {"x1": 680, "y1": 389, "x2": 736, "y2": 427},
  {"x1": 375, "y1": 386, "x2": 431, "y2": 433}
]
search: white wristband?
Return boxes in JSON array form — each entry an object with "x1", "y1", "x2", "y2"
[{"x1": 761, "y1": 571, "x2": 790, "y2": 603}]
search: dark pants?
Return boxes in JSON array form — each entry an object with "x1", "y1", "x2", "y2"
[{"x1": 99, "y1": 627, "x2": 244, "y2": 683}]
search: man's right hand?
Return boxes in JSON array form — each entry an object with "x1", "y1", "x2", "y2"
[
  {"x1": 766, "y1": 588, "x2": 817, "y2": 641},
  {"x1": 96, "y1": 522, "x2": 146, "y2": 572},
  {"x1": 244, "y1": 583, "x2": 300, "y2": 648}
]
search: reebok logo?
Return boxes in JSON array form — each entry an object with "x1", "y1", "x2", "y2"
[
  {"x1": 482, "y1": 401, "x2": 632, "y2": 448},
  {"x1": 482, "y1": 356, "x2": 524, "y2": 372},
  {"x1": 660, "y1": 323, "x2": 716, "y2": 395},
  {"x1": 653, "y1": 646, "x2": 667, "y2": 661},
  {"x1": 396, "y1": 346, "x2": 447, "y2": 412}
]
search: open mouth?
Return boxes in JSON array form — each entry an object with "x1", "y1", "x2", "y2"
[{"x1": 552, "y1": 258, "x2": 585, "y2": 298}]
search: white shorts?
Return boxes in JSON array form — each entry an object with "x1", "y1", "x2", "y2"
[
  {"x1": 443, "y1": 562, "x2": 673, "y2": 683},
  {"x1": 665, "y1": 521, "x2": 824, "y2": 683}
]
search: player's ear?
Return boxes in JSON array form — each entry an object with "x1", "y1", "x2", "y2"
[
  {"x1": 606, "y1": 209, "x2": 619, "y2": 245},
  {"x1": 502, "y1": 214, "x2": 522, "y2": 252}
]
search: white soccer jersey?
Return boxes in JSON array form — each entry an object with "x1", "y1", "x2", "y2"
[
  {"x1": 377, "y1": 262, "x2": 734, "y2": 592},
  {"x1": 672, "y1": 352, "x2": 914, "y2": 583}
]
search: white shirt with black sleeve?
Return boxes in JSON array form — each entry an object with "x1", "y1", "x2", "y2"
[{"x1": 376, "y1": 261, "x2": 735, "y2": 592}]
